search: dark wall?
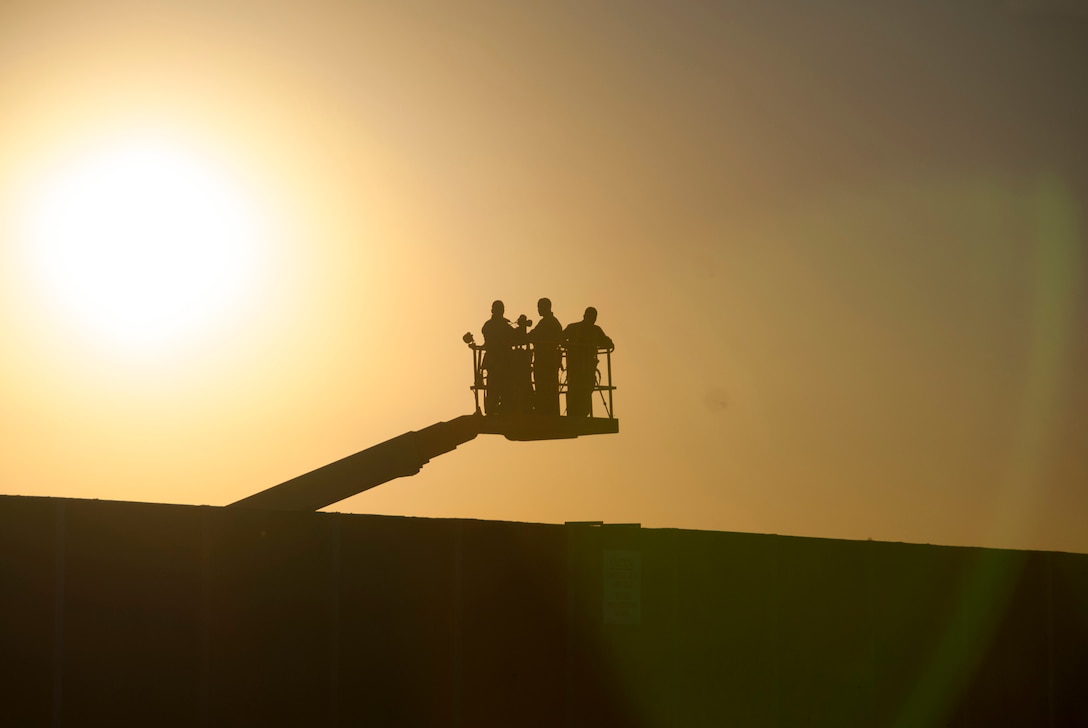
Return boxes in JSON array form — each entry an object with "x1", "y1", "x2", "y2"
[{"x1": 1, "y1": 496, "x2": 1085, "y2": 726}]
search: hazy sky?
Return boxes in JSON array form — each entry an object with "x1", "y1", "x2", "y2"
[{"x1": 2, "y1": 0, "x2": 1086, "y2": 554}]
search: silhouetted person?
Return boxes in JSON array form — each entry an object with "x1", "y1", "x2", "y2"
[
  {"x1": 562, "y1": 306, "x2": 613, "y2": 417},
  {"x1": 527, "y1": 297, "x2": 563, "y2": 415},
  {"x1": 481, "y1": 300, "x2": 528, "y2": 414}
]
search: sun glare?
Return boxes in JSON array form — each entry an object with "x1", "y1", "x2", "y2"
[{"x1": 17, "y1": 134, "x2": 265, "y2": 353}]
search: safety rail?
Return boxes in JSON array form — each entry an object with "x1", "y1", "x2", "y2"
[{"x1": 465, "y1": 342, "x2": 615, "y2": 418}]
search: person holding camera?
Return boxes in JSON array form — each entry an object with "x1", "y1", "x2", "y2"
[
  {"x1": 526, "y1": 297, "x2": 563, "y2": 415},
  {"x1": 481, "y1": 300, "x2": 530, "y2": 414},
  {"x1": 562, "y1": 306, "x2": 613, "y2": 417}
]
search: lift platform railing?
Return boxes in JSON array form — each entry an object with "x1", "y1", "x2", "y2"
[
  {"x1": 465, "y1": 340, "x2": 615, "y2": 418},
  {"x1": 562, "y1": 345, "x2": 616, "y2": 419}
]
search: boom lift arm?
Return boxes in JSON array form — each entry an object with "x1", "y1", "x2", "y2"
[
  {"x1": 228, "y1": 415, "x2": 483, "y2": 512},
  {"x1": 229, "y1": 340, "x2": 618, "y2": 513}
]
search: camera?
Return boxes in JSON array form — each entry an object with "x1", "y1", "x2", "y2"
[{"x1": 517, "y1": 314, "x2": 533, "y2": 328}]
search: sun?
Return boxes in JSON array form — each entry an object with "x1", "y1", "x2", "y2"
[{"x1": 17, "y1": 133, "x2": 265, "y2": 353}]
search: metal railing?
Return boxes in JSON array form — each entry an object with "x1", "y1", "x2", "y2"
[{"x1": 465, "y1": 341, "x2": 615, "y2": 418}]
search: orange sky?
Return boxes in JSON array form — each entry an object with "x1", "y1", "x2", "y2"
[{"x1": 1, "y1": 0, "x2": 1086, "y2": 554}]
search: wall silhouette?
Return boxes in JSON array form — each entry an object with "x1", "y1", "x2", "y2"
[{"x1": 1, "y1": 495, "x2": 1086, "y2": 726}]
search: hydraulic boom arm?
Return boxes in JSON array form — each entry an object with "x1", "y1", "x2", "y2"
[{"x1": 228, "y1": 415, "x2": 483, "y2": 512}]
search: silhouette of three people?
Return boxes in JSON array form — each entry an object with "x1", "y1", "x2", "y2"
[{"x1": 480, "y1": 300, "x2": 612, "y2": 417}]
